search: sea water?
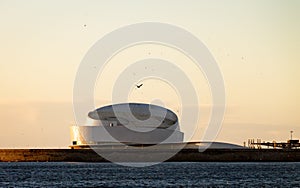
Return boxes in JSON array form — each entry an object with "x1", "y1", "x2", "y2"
[{"x1": 0, "y1": 162, "x2": 299, "y2": 187}]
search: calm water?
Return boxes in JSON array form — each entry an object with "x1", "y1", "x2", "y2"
[{"x1": 0, "y1": 162, "x2": 299, "y2": 187}]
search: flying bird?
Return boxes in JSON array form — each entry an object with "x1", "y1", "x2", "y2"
[{"x1": 136, "y1": 83, "x2": 143, "y2": 88}]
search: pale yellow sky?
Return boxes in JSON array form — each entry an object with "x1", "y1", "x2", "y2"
[{"x1": 0, "y1": 0, "x2": 299, "y2": 148}]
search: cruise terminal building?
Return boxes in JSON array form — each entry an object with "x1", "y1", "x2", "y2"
[{"x1": 70, "y1": 103, "x2": 243, "y2": 149}]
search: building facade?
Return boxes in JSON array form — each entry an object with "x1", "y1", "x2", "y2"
[{"x1": 70, "y1": 103, "x2": 184, "y2": 147}]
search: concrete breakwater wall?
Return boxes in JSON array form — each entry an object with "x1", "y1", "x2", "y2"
[{"x1": 1, "y1": 149, "x2": 300, "y2": 162}]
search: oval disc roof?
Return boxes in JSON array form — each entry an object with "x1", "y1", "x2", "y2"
[{"x1": 88, "y1": 103, "x2": 178, "y2": 128}]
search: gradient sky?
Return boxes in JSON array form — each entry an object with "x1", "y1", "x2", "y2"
[{"x1": 0, "y1": 0, "x2": 299, "y2": 148}]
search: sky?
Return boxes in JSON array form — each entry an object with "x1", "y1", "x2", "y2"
[{"x1": 0, "y1": 0, "x2": 299, "y2": 148}]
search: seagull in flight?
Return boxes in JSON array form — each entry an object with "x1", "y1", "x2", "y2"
[{"x1": 135, "y1": 83, "x2": 143, "y2": 88}]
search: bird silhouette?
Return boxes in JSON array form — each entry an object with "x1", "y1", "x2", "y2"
[{"x1": 136, "y1": 83, "x2": 143, "y2": 88}]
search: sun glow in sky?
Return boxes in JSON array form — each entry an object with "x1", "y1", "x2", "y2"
[{"x1": 0, "y1": 0, "x2": 299, "y2": 148}]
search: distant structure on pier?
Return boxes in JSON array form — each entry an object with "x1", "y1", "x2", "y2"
[{"x1": 248, "y1": 131, "x2": 299, "y2": 149}]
